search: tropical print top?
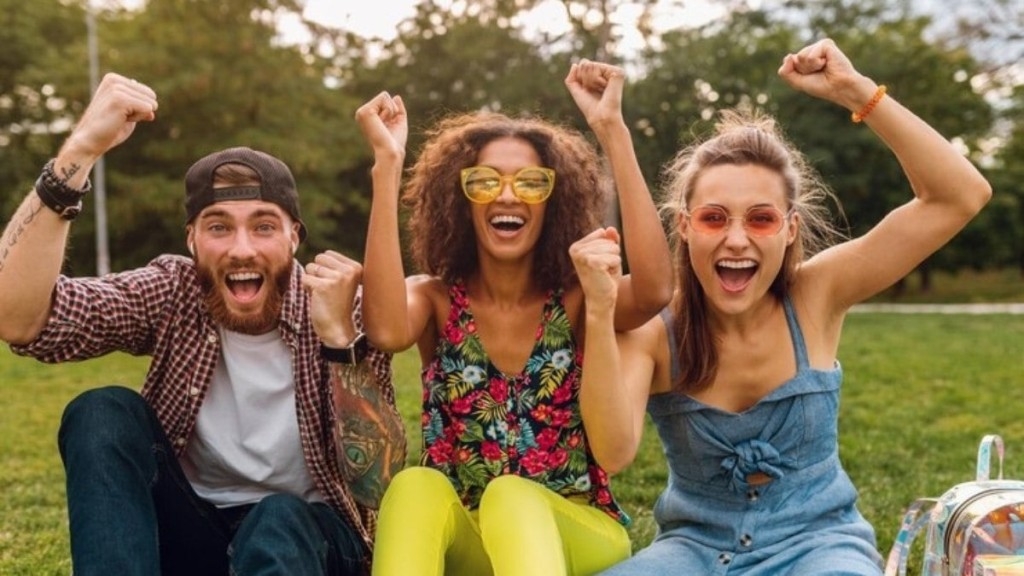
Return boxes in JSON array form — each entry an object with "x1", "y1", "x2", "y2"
[{"x1": 420, "y1": 281, "x2": 629, "y2": 525}]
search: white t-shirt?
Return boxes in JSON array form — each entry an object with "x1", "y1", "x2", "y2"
[{"x1": 182, "y1": 328, "x2": 324, "y2": 507}]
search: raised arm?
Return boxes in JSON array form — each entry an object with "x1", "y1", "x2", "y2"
[
  {"x1": 354, "y1": 92, "x2": 426, "y2": 352},
  {"x1": 572, "y1": 227, "x2": 654, "y2": 474},
  {"x1": 778, "y1": 39, "x2": 992, "y2": 310},
  {"x1": 0, "y1": 74, "x2": 157, "y2": 344},
  {"x1": 565, "y1": 60, "x2": 672, "y2": 331},
  {"x1": 302, "y1": 249, "x2": 407, "y2": 508}
]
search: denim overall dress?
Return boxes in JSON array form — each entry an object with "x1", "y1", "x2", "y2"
[{"x1": 601, "y1": 298, "x2": 882, "y2": 575}]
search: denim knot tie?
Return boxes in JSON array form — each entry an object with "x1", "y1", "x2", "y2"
[{"x1": 719, "y1": 439, "x2": 785, "y2": 493}]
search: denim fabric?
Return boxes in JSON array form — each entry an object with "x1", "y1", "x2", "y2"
[
  {"x1": 231, "y1": 494, "x2": 366, "y2": 575},
  {"x1": 599, "y1": 301, "x2": 882, "y2": 575},
  {"x1": 58, "y1": 386, "x2": 366, "y2": 576}
]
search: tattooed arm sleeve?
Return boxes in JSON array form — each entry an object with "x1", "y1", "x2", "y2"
[{"x1": 328, "y1": 359, "x2": 407, "y2": 509}]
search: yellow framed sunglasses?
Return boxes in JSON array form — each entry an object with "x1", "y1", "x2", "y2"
[{"x1": 459, "y1": 166, "x2": 556, "y2": 204}]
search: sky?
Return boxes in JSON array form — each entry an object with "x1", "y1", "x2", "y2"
[
  {"x1": 117, "y1": 0, "x2": 986, "y2": 66},
  {"x1": 111, "y1": 0, "x2": 959, "y2": 48},
  {"x1": 301, "y1": 1, "x2": 419, "y2": 40},
  {"x1": 287, "y1": 0, "x2": 724, "y2": 51}
]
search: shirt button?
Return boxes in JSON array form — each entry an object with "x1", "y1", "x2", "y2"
[
  {"x1": 207, "y1": 333, "x2": 218, "y2": 344},
  {"x1": 188, "y1": 386, "x2": 200, "y2": 397},
  {"x1": 174, "y1": 437, "x2": 186, "y2": 447},
  {"x1": 740, "y1": 534, "x2": 753, "y2": 547},
  {"x1": 747, "y1": 488, "x2": 759, "y2": 501},
  {"x1": 718, "y1": 553, "x2": 731, "y2": 565}
]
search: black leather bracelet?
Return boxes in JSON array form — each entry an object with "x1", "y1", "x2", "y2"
[
  {"x1": 34, "y1": 159, "x2": 91, "y2": 221},
  {"x1": 320, "y1": 332, "x2": 369, "y2": 365}
]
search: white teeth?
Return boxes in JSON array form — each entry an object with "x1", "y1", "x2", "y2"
[
  {"x1": 717, "y1": 259, "x2": 756, "y2": 269},
  {"x1": 228, "y1": 272, "x2": 261, "y2": 281},
  {"x1": 490, "y1": 214, "x2": 524, "y2": 225}
]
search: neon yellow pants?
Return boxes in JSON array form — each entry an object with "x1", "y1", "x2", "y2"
[{"x1": 371, "y1": 467, "x2": 631, "y2": 576}]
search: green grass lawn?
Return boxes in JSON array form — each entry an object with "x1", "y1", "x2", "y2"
[{"x1": 2, "y1": 312, "x2": 1024, "y2": 573}]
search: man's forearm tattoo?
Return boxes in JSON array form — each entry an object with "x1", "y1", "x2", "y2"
[
  {"x1": 0, "y1": 196, "x2": 44, "y2": 273},
  {"x1": 59, "y1": 162, "x2": 81, "y2": 183},
  {"x1": 329, "y1": 361, "x2": 407, "y2": 509}
]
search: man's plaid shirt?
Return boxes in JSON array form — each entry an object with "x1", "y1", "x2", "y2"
[{"x1": 11, "y1": 254, "x2": 396, "y2": 554}]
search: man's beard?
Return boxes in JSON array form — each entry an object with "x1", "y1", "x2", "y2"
[{"x1": 197, "y1": 256, "x2": 292, "y2": 335}]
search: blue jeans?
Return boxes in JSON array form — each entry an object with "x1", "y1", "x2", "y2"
[{"x1": 58, "y1": 385, "x2": 366, "y2": 575}]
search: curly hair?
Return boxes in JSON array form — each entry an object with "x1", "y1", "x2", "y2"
[
  {"x1": 660, "y1": 109, "x2": 846, "y2": 393},
  {"x1": 403, "y1": 111, "x2": 609, "y2": 291}
]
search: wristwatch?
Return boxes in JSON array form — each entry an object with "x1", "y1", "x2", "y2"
[{"x1": 320, "y1": 332, "x2": 369, "y2": 365}]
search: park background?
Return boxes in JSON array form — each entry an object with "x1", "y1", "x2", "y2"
[{"x1": 2, "y1": 0, "x2": 1024, "y2": 573}]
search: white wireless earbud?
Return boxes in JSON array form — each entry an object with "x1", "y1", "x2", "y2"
[{"x1": 188, "y1": 242, "x2": 195, "y2": 256}]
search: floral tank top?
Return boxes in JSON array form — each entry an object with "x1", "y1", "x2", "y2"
[{"x1": 420, "y1": 281, "x2": 629, "y2": 525}]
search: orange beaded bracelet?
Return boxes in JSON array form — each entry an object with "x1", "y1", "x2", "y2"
[{"x1": 851, "y1": 85, "x2": 887, "y2": 123}]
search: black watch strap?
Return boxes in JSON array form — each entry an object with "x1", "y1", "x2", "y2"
[
  {"x1": 34, "y1": 159, "x2": 91, "y2": 221},
  {"x1": 320, "y1": 332, "x2": 369, "y2": 365}
]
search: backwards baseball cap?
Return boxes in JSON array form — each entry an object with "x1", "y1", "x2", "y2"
[{"x1": 185, "y1": 146, "x2": 307, "y2": 241}]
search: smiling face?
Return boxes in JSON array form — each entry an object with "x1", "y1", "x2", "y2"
[
  {"x1": 187, "y1": 200, "x2": 299, "y2": 334},
  {"x1": 469, "y1": 137, "x2": 549, "y2": 266},
  {"x1": 683, "y1": 163, "x2": 798, "y2": 315}
]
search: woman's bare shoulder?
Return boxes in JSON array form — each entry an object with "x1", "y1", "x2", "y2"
[
  {"x1": 618, "y1": 311, "x2": 672, "y2": 394},
  {"x1": 618, "y1": 312, "x2": 668, "y2": 362},
  {"x1": 407, "y1": 274, "x2": 447, "y2": 295}
]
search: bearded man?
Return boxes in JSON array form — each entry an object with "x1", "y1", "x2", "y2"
[{"x1": 0, "y1": 73, "x2": 405, "y2": 576}]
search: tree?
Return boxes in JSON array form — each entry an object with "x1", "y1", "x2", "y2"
[
  {"x1": 337, "y1": 1, "x2": 574, "y2": 262},
  {"x1": 0, "y1": 0, "x2": 376, "y2": 273},
  {"x1": 629, "y1": 7, "x2": 800, "y2": 192},
  {"x1": 920, "y1": 0, "x2": 1024, "y2": 275},
  {"x1": 928, "y1": 0, "x2": 1024, "y2": 72},
  {"x1": 985, "y1": 86, "x2": 1024, "y2": 274},
  {"x1": 792, "y1": 3, "x2": 995, "y2": 289},
  {"x1": 0, "y1": 0, "x2": 90, "y2": 218},
  {"x1": 629, "y1": 0, "x2": 997, "y2": 290},
  {"x1": 3, "y1": 0, "x2": 1007, "y2": 284}
]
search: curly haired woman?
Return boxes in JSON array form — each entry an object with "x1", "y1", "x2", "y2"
[{"x1": 354, "y1": 60, "x2": 673, "y2": 576}]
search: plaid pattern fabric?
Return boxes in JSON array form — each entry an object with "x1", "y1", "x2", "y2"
[{"x1": 11, "y1": 254, "x2": 395, "y2": 553}]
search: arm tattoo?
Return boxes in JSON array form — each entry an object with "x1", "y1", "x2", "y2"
[
  {"x1": 0, "y1": 196, "x2": 44, "y2": 273},
  {"x1": 329, "y1": 360, "x2": 407, "y2": 509},
  {"x1": 58, "y1": 163, "x2": 82, "y2": 183}
]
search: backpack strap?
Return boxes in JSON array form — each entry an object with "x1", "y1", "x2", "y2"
[
  {"x1": 977, "y1": 434, "x2": 1005, "y2": 481},
  {"x1": 884, "y1": 498, "x2": 938, "y2": 576}
]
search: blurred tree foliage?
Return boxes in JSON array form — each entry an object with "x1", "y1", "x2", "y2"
[
  {"x1": 0, "y1": 0, "x2": 88, "y2": 219},
  {"x1": 0, "y1": 0, "x2": 1020, "y2": 284}
]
